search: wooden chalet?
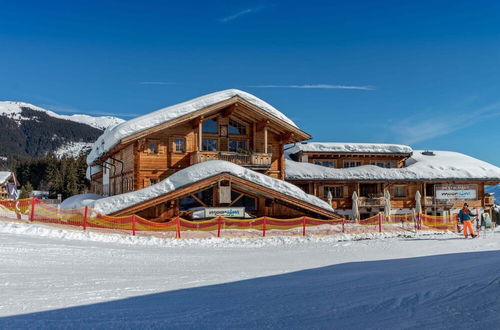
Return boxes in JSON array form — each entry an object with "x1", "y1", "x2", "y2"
[
  {"x1": 287, "y1": 144, "x2": 500, "y2": 218},
  {"x1": 0, "y1": 172, "x2": 18, "y2": 200},
  {"x1": 86, "y1": 91, "x2": 500, "y2": 221},
  {"x1": 87, "y1": 90, "x2": 338, "y2": 220}
]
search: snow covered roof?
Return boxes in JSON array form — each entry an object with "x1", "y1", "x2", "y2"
[
  {"x1": 61, "y1": 193, "x2": 103, "y2": 210},
  {"x1": 0, "y1": 172, "x2": 13, "y2": 185},
  {"x1": 286, "y1": 150, "x2": 500, "y2": 182},
  {"x1": 89, "y1": 160, "x2": 333, "y2": 215},
  {"x1": 287, "y1": 142, "x2": 413, "y2": 155},
  {"x1": 87, "y1": 89, "x2": 299, "y2": 165}
]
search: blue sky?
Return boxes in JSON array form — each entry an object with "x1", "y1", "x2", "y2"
[{"x1": 1, "y1": 0, "x2": 499, "y2": 165}]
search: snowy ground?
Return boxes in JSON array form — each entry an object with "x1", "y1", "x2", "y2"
[{"x1": 1, "y1": 221, "x2": 500, "y2": 329}]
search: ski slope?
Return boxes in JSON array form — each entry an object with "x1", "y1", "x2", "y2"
[{"x1": 1, "y1": 221, "x2": 500, "y2": 329}]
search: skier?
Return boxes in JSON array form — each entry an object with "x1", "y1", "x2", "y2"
[{"x1": 458, "y1": 203, "x2": 476, "y2": 238}]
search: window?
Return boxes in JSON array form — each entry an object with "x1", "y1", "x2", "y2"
[
  {"x1": 202, "y1": 139, "x2": 217, "y2": 151},
  {"x1": 175, "y1": 138, "x2": 185, "y2": 153},
  {"x1": 386, "y1": 162, "x2": 396, "y2": 168},
  {"x1": 322, "y1": 161, "x2": 334, "y2": 168},
  {"x1": 179, "y1": 188, "x2": 214, "y2": 211},
  {"x1": 426, "y1": 184, "x2": 435, "y2": 197},
  {"x1": 149, "y1": 142, "x2": 158, "y2": 154},
  {"x1": 394, "y1": 186, "x2": 406, "y2": 198},
  {"x1": 229, "y1": 119, "x2": 246, "y2": 135},
  {"x1": 202, "y1": 118, "x2": 218, "y2": 133},
  {"x1": 360, "y1": 183, "x2": 378, "y2": 197},
  {"x1": 150, "y1": 178, "x2": 158, "y2": 185},
  {"x1": 231, "y1": 191, "x2": 256, "y2": 211},
  {"x1": 324, "y1": 186, "x2": 343, "y2": 199},
  {"x1": 375, "y1": 162, "x2": 385, "y2": 168},
  {"x1": 344, "y1": 161, "x2": 361, "y2": 168},
  {"x1": 229, "y1": 140, "x2": 247, "y2": 152}
]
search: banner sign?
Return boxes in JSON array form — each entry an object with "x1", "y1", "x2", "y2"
[
  {"x1": 204, "y1": 207, "x2": 245, "y2": 218},
  {"x1": 435, "y1": 184, "x2": 477, "y2": 201}
]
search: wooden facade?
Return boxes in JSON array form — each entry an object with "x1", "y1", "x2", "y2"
[
  {"x1": 87, "y1": 96, "x2": 334, "y2": 219},
  {"x1": 290, "y1": 178, "x2": 497, "y2": 218},
  {"x1": 0, "y1": 172, "x2": 18, "y2": 200}
]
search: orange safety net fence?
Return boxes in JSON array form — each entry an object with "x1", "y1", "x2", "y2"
[{"x1": 0, "y1": 198, "x2": 459, "y2": 239}]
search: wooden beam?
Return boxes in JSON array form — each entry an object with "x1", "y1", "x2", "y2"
[
  {"x1": 222, "y1": 104, "x2": 237, "y2": 118},
  {"x1": 256, "y1": 119, "x2": 270, "y2": 131},
  {"x1": 228, "y1": 193, "x2": 244, "y2": 207},
  {"x1": 190, "y1": 193, "x2": 207, "y2": 207}
]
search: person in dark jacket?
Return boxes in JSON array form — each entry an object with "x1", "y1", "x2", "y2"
[{"x1": 458, "y1": 203, "x2": 476, "y2": 238}]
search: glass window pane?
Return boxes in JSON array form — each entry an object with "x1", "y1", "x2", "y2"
[
  {"x1": 229, "y1": 119, "x2": 246, "y2": 135},
  {"x1": 229, "y1": 140, "x2": 246, "y2": 152},
  {"x1": 202, "y1": 139, "x2": 217, "y2": 151},
  {"x1": 175, "y1": 138, "x2": 185, "y2": 152},
  {"x1": 202, "y1": 118, "x2": 218, "y2": 133}
]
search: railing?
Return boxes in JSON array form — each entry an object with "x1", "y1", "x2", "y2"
[
  {"x1": 0, "y1": 198, "x2": 460, "y2": 240},
  {"x1": 358, "y1": 197, "x2": 384, "y2": 207},
  {"x1": 424, "y1": 196, "x2": 434, "y2": 206},
  {"x1": 191, "y1": 151, "x2": 272, "y2": 168}
]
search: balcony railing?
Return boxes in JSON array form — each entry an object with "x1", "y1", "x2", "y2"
[
  {"x1": 358, "y1": 197, "x2": 384, "y2": 207},
  {"x1": 191, "y1": 151, "x2": 272, "y2": 169}
]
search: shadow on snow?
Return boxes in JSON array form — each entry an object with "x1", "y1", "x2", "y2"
[{"x1": 2, "y1": 251, "x2": 500, "y2": 329}]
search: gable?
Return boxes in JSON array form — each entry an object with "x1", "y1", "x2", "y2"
[{"x1": 87, "y1": 89, "x2": 311, "y2": 165}]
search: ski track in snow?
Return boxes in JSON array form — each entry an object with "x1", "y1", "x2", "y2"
[{"x1": 0, "y1": 221, "x2": 500, "y2": 329}]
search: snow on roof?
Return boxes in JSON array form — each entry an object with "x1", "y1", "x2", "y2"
[
  {"x1": 61, "y1": 193, "x2": 103, "y2": 210},
  {"x1": 0, "y1": 172, "x2": 13, "y2": 185},
  {"x1": 287, "y1": 142, "x2": 413, "y2": 155},
  {"x1": 89, "y1": 160, "x2": 333, "y2": 215},
  {"x1": 87, "y1": 89, "x2": 298, "y2": 165},
  {"x1": 286, "y1": 150, "x2": 500, "y2": 182}
]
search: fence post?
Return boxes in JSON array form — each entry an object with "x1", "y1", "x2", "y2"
[
  {"x1": 378, "y1": 213, "x2": 382, "y2": 233},
  {"x1": 302, "y1": 216, "x2": 306, "y2": 236},
  {"x1": 29, "y1": 197, "x2": 36, "y2": 222},
  {"x1": 217, "y1": 216, "x2": 222, "y2": 238},
  {"x1": 132, "y1": 215, "x2": 136, "y2": 236},
  {"x1": 342, "y1": 218, "x2": 345, "y2": 233},
  {"x1": 176, "y1": 216, "x2": 181, "y2": 239},
  {"x1": 263, "y1": 216, "x2": 267, "y2": 237},
  {"x1": 83, "y1": 206, "x2": 88, "y2": 231}
]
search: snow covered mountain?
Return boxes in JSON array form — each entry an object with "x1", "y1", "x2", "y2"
[
  {"x1": 0, "y1": 101, "x2": 124, "y2": 167},
  {"x1": 0, "y1": 101, "x2": 123, "y2": 130}
]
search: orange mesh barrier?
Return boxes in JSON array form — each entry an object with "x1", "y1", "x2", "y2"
[
  {"x1": 0, "y1": 198, "x2": 32, "y2": 221},
  {"x1": 420, "y1": 214, "x2": 458, "y2": 231},
  {"x1": 0, "y1": 198, "x2": 460, "y2": 238}
]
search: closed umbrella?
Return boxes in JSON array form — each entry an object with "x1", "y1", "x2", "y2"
[
  {"x1": 327, "y1": 189, "x2": 333, "y2": 206},
  {"x1": 415, "y1": 190, "x2": 422, "y2": 215},
  {"x1": 352, "y1": 191, "x2": 360, "y2": 221},
  {"x1": 384, "y1": 189, "x2": 391, "y2": 218}
]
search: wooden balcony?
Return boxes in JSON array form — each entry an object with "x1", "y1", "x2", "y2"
[
  {"x1": 190, "y1": 151, "x2": 272, "y2": 169},
  {"x1": 358, "y1": 197, "x2": 384, "y2": 207}
]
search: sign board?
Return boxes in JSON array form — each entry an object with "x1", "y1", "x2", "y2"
[
  {"x1": 435, "y1": 184, "x2": 477, "y2": 201},
  {"x1": 204, "y1": 207, "x2": 245, "y2": 218}
]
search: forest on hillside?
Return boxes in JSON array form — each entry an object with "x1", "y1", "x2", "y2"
[{"x1": 14, "y1": 155, "x2": 90, "y2": 199}]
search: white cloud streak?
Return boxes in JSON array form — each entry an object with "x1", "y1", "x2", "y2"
[
  {"x1": 249, "y1": 84, "x2": 376, "y2": 91},
  {"x1": 220, "y1": 6, "x2": 266, "y2": 23},
  {"x1": 388, "y1": 102, "x2": 500, "y2": 145}
]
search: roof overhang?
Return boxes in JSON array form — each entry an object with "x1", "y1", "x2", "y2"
[{"x1": 110, "y1": 172, "x2": 338, "y2": 219}]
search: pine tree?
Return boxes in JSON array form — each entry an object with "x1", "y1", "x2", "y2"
[{"x1": 19, "y1": 182, "x2": 33, "y2": 199}]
